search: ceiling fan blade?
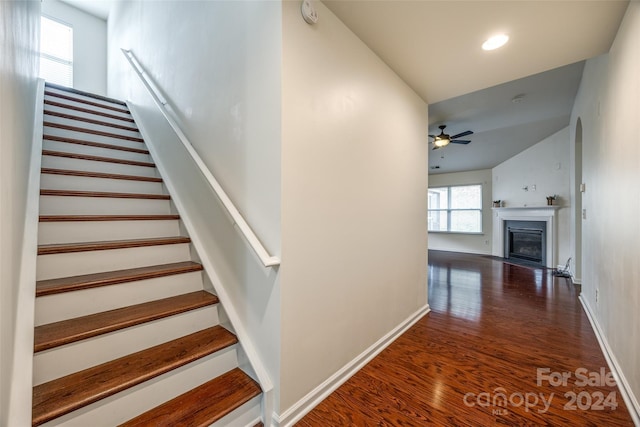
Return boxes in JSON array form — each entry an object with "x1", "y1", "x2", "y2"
[
  {"x1": 450, "y1": 130, "x2": 473, "y2": 139},
  {"x1": 451, "y1": 140, "x2": 471, "y2": 144}
]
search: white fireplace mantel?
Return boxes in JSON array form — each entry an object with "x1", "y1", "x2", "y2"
[{"x1": 492, "y1": 206, "x2": 561, "y2": 268}]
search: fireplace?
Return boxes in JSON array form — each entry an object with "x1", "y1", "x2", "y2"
[
  {"x1": 504, "y1": 220, "x2": 546, "y2": 267},
  {"x1": 492, "y1": 206, "x2": 559, "y2": 268}
]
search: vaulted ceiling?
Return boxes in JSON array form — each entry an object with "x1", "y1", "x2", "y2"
[
  {"x1": 60, "y1": 0, "x2": 630, "y2": 174},
  {"x1": 324, "y1": 0, "x2": 629, "y2": 173}
]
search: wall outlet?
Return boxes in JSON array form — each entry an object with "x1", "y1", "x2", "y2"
[
  {"x1": 595, "y1": 289, "x2": 599, "y2": 303},
  {"x1": 582, "y1": 208, "x2": 587, "y2": 219}
]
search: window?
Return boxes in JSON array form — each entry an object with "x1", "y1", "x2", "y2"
[
  {"x1": 40, "y1": 16, "x2": 73, "y2": 87},
  {"x1": 428, "y1": 184, "x2": 482, "y2": 233}
]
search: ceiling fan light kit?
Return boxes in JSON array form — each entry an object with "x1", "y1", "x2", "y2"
[
  {"x1": 430, "y1": 125, "x2": 473, "y2": 150},
  {"x1": 434, "y1": 135, "x2": 450, "y2": 148}
]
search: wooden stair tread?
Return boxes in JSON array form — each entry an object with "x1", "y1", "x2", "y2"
[
  {"x1": 34, "y1": 291, "x2": 219, "y2": 352},
  {"x1": 38, "y1": 236, "x2": 190, "y2": 255},
  {"x1": 43, "y1": 121, "x2": 143, "y2": 143},
  {"x1": 36, "y1": 261, "x2": 203, "y2": 296},
  {"x1": 41, "y1": 168, "x2": 162, "y2": 183},
  {"x1": 42, "y1": 149, "x2": 155, "y2": 167},
  {"x1": 45, "y1": 82, "x2": 128, "y2": 106},
  {"x1": 45, "y1": 99, "x2": 135, "y2": 123},
  {"x1": 119, "y1": 368, "x2": 261, "y2": 427},
  {"x1": 32, "y1": 326, "x2": 237, "y2": 426},
  {"x1": 44, "y1": 110, "x2": 139, "y2": 132},
  {"x1": 45, "y1": 90, "x2": 130, "y2": 114},
  {"x1": 43, "y1": 134, "x2": 149, "y2": 154},
  {"x1": 40, "y1": 188, "x2": 169, "y2": 200},
  {"x1": 40, "y1": 214, "x2": 180, "y2": 222}
]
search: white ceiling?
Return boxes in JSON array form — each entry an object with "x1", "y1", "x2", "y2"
[
  {"x1": 59, "y1": 0, "x2": 629, "y2": 174},
  {"x1": 324, "y1": 0, "x2": 629, "y2": 174},
  {"x1": 58, "y1": 0, "x2": 111, "y2": 20},
  {"x1": 324, "y1": 0, "x2": 628, "y2": 104}
]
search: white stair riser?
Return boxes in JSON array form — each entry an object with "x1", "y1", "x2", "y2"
[
  {"x1": 44, "y1": 103, "x2": 135, "y2": 125},
  {"x1": 43, "y1": 126, "x2": 144, "y2": 153},
  {"x1": 39, "y1": 347, "x2": 238, "y2": 427},
  {"x1": 38, "y1": 220, "x2": 181, "y2": 245},
  {"x1": 42, "y1": 155, "x2": 158, "y2": 178},
  {"x1": 35, "y1": 91, "x2": 255, "y2": 427},
  {"x1": 34, "y1": 305, "x2": 220, "y2": 385},
  {"x1": 212, "y1": 396, "x2": 262, "y2": 427},
  {"x1": 43, "y1": 140, "x2": 151, "y2": 164},
  {"x1": 36, "y1": 243, "x2": 191, "y2": 280},
  {"x1": 35, "y1": 272, "x2": 204, "y2": 325},
  {"x1": 43, "y1": 126, "x2": 145, "y2": 151},
  {"x1": 44, "y1": 89, "x2": 131, "y2": 113},
  {"x1": 39, "y1": 196, "x2": 171, "y2": 215},
  {"x1": 43, "y1": 114, "x2": 142, "y2": 139},
  {"x1": 40, "y1": 173, "x2": 164, "y2": 195},
  {"x1": 44, "y1": 94, "x2": 132, "y2": 121}
]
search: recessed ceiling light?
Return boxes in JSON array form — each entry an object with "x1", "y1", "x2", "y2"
[{"x1": 482, "y1": 34, "x2": 509, "y2": 51}]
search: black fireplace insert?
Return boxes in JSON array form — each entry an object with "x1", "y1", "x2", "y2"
[{"x1": 504, "y1": 220, "x2": 546, "y2": 267}]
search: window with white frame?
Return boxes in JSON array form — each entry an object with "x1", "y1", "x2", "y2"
[
  {"x1": 40, "y1": 16, "x2": 73, "y2": 87},
  {"x1": 428, "y1": 184, "x2": 482, "y2": 233}
]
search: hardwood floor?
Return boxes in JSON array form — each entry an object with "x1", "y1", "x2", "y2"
[{"x1": 298, "y1": 250, "x2": 634, "y2": 426}]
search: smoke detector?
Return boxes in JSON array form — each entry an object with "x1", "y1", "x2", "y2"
[{"x1": 512, "y1": 94, "x2": 526, "y2": 104}]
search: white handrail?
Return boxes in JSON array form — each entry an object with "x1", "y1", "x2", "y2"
[{"x1": 121, "y1": 48, "x2": 280, "y2": 268}]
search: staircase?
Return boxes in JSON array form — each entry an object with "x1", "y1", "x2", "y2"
[{"x1": 32, "y1": 83, "x2": 262, "y2": 426}]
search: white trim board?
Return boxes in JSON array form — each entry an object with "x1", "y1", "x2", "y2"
[
  {"x1": 579, "y1": 295, "x2": 640, "y2": 426},
  {"x1": 7, "y1": 78, "x2": 45, "y2": 426},
  {"x1": 127, "y1": 101, "x2": 275, "y2": 423},
  {"x1": 273, "y1": 304, "x2": 431, "y2": 427}
]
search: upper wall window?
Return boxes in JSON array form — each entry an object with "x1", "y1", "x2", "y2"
[
  {"x1": 40, "y1": 16, "x2": 73, "y2": 87},
  {"x1": 428, "y1": 184, "x2": 482, "y2": 233}
]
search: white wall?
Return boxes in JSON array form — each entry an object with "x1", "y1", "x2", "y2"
[
  {"x1": 108, "y1": 1, "x2": 281, "y2": 259},
  {"x1": 108, "y1": 0, "x2": 428, "y2": 419},
  {"x1": 570, "y1": 1, "x2": 640, "y2": 415},
  {"x1": 0, "y1": 0, "x2": 40, "y2": 423},
  {"x1": 280, "y1": 0, "x2": 428, "y2": 415},
  {"x1": 428, "y1": 169, "x2": 493, "y2": 255},
  {"x1": 42, "y1": 0, "x2": 106, "y2": 95},
  {"x1": 492, "y1": 127, "x2": 572, "y2": 265},
  {"x1": 107, "y1": 0, "x2": 282, "y2": 411}
]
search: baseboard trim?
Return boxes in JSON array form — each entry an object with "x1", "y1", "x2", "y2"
[
  {"x1": 273, "y1": 304, "x2": 431, "y2": 427},
  {"x1": 571, "y1": 270, "x2": 582, "y2": 285},
  {"x1": 579, "y1": 295, "x2": 640, "y2": 426}
]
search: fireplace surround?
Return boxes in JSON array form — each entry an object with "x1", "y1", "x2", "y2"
[{"x1": 492, "y1": 206, "x2": 560, "y2": 268}]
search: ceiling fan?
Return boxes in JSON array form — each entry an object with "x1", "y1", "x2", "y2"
[{"x1": 429, "y1": 125, "x2": 473, "y2": 150}]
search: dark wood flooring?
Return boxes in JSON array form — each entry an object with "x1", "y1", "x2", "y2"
[{"x1": 298, "y1": 250, "x2": 634, "y2": 426}]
